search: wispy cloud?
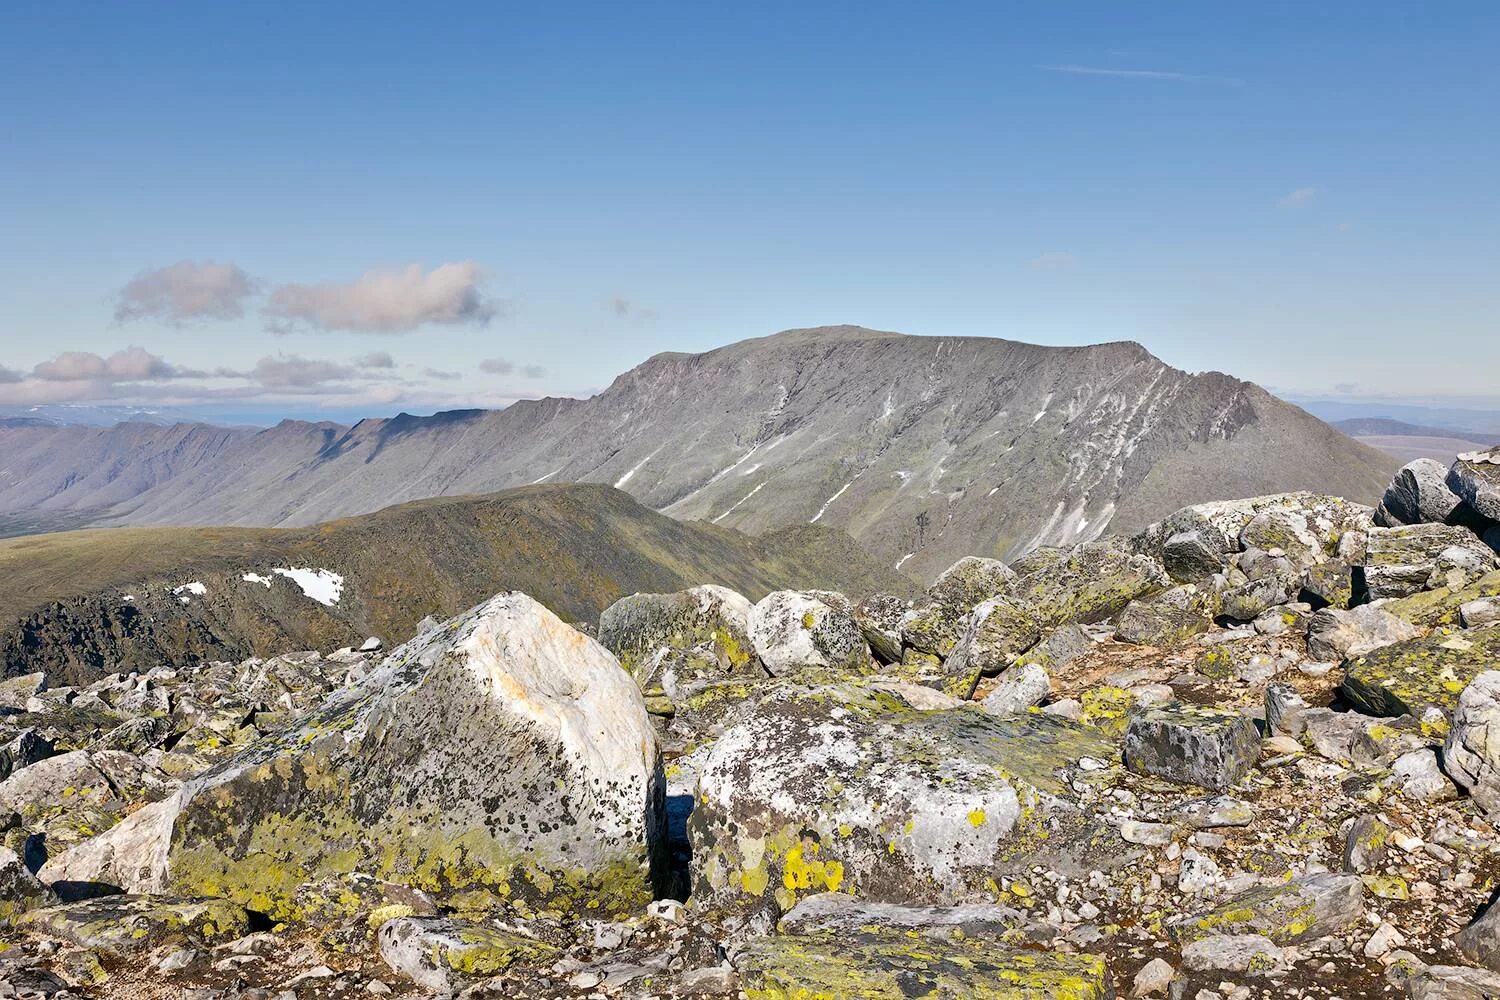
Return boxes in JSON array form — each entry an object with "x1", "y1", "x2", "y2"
[
  {"x1": 1041, "y1": 64, "x2": 1240, "y2": 84},
  {"x1": 479, "y1": 357, "x2": 546, "y2": 379},
  {"x1": 355, "y1": 351, "x2": 396, "y2": 369},
  {"x1": 1278, "y1": 187, "x2": 1317, "y2": 208},
  {"x1": 1027, "y1": 251, "x2": 1077, "y2": 271},
  {"x1": 609, "y1": 296, "x2": 657, "y2": 322},
  {"x1": 520, "y1": 364, "x2": 547, "y2": 379},
  {"x1": 115, "y1": 261, "x2": 257, "y2": 324},
  {"x1": 265, "y1": 261, "x2": 501, "y2": 334}
]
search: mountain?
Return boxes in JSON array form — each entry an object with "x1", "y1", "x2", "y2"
[
  {"x1": 1329, "y1": 417, "x2": 1496, "y2": 464},
  {"x1": 0, "y1": 326, "x2": 1395, "y2": 579},
  {"x1": 0, "y1": 483, "x2": 910, "y2": 685}
]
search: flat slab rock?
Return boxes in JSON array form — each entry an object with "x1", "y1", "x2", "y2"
[
  {"x1": 18, "y1": 895, "x2": 250, "y2": 956},
  {"x1": 1450, "y1": 447, "x2": 1500, "y2": 522},
  {"x1": 1343, "y1": 628, "x2": 1500, "y2": 728},
  {"x1": 377, "y1": 915, "x2": 557, "y2": 994},
  {"x1": 1170, "y1": 872, "x2": 1365, "y2": 945},
  {"x1": 1124, "y1": 705, "x2": 1261, "y2": 791},
  {"x1": 734, "y1": 928, "x2": 1111, "y2": 999}
]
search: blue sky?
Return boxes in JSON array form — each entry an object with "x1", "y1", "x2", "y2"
[{"x1": 3, "y1": 2, "x2": 1497, "y2": 423}]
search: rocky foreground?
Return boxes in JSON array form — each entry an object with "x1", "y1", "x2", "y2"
[{"x1": 0, "y1": 449, "x2": 1499, "y2": 998}]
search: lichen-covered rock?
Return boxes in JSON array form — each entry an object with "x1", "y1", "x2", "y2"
[
  {"x1": 945, "y1": 596, "x2": 1043, "y2": 692},
  {"x1": 1449, "y1": 447, "x2": 1500, "y2": 522},
  {"x1": 38, "y1": 795, "x2": 175, "y2": 897},
  {"x1": 1170, "y1": 872, "x2": 1364, "y2": 945},
  {"x1": 749, "y1": 591, "x2": 871, "y2": 678},
  {"x1": 597, "y1": 585, "x2": 758, "y2": 686},
  {"x1": 690, "y1": 684, "x2": 1117, "y2": 918},
  {"x1": 1240, "y1": 509, "x2": 1326, "y2": 569},
  {"x1": 1457, "y1": 892, "x2": 1500, "y2": 973},
  {"x1": 1124, "y1": 706, "x2": 1260, "y2": 791},
  {"x1": 898, "y1": 601, "x2": 967, "y2": 660},
  {"x1": 377, "y1": 915, "x2": 556, "y2": 993},
  {"x1": 1018, "y1": 623, "x2": 1092, "y2": 670},
  {"x1": 1443, "y1": 671, "x2": 1500, "y2": 820},
  {"x1": 0, "y1": 846, "x2": 52, "y2": 926},
  {"x1": 776, "y1": 891, "x2": 1028, "y2": 938},
  {"x1": 1181, "y1": 933, "x2": 1287, "y2": 974},
  {"x1": 1300, "y1": 561, "x2": 1354, "y2": 610},
  {"x1": 851, "y1": 594, "x2": 910, "y2": 664},
  {"x1": 1382, "y1": 570, "x2": 1500, "y2": 629},
  {"x1": 1138, "y1": 494, "x2": 1372, "y2": 580},
  {"x1": 19, "y1": 895, "x2": 251, "y2": 956},
  {"x1": 735, "y1": 928, "x2": 1111, "y2": 999},
  {"x1": 1343, "y1": 629, "x2": 1500, "y2": 727},
  {"x1": 157, "y1": 592, "x2": 666, "y2": 921},
  {"x1": 1360, "y1": 524, "x2": 1497, "y2": 600},
  {"x1": 927, "y1": 556, "x2": 1017, "y2": 610},
  {"x1": 1115, "y1": 585, "x2": 1216, "y2": 646},
  {"x1": 1009, "y1": 538, "x2": 1168, "y2": 628},
  {"x1": 1306, "y1": 605, "x2": 1421, "y2": 662},
  {"x1": 1218, "y1": 569, "x2": 1299, "y2": 622}
]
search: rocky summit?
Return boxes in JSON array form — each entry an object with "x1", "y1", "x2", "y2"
[{"x1": 4, "y1": 450, "x2": 1500, "y2": 998}]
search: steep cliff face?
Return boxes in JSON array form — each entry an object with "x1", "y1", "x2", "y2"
[{"x1": 0, "y1": 327, "x2": 1393, "y2": 579}]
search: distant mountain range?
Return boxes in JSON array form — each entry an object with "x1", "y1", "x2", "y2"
[
  {"x1": 0, "y1": 326, "x2": 1395, "y2": 579},
  {"x1": 0, "y1": 483, "x2": 908, "y2": 685},
  {"x1": 1328, "y1": 418, "x2": 1497, "y2": 465}
]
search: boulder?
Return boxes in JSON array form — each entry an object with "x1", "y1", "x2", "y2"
[
  {"x1": 926, "y1": 556, "x2": 1016, "y2": 610},
  {"x1": 689, "y1": 684, "x2": 1117, "y2": 917},
  {"x1": 1170, "y1": 872, "x2": 1364, "y2": 945},
  {"x1": 851, "y1": 594, "x2": 909, "y2": 664},
  {"x1": 1457, "y1": 895, "x2": 1500, "y2": 973},
  {"x1": 897, "y1": 601, "x2": 966, "y2": 660},
  {"x1": 1181, "y1": 934, "x2": 1287, "y2": 974},
  {"x1": 1443, "y1": 671, "x2": 1500, "y2": 819},
  {"x1": 978, "y1": 662, "x2": 1050, "y2": 716},
  {"x1": 1137, "y1": 494, "x2": 1372, "y2": 581},
  {"x1": 1240, "y1": 509, "x2": 1325, "y2": 569},
  {"x1": 1449, "y1": 447, "x2": 1500, "y2": 522},
  {"x1": 1360, "y1": 524, "x2": 1496, "y2": 600},
  {"x1": 1462, "y1": 598, "x2": 1500, "y2": 628},
  {"x1": 377, "y1": 915, "x2": 556, "y2": 993},
  {"x1": 1115, "y1": 585, "x2": 1216, "y2": 646},
  {"x1": 1123, "y1": 706, "x2": 1260, "y2": 791},
  {"x1": 1378, "y1": 459, "x2": 1464, "y2": 526},
  {"x1": 1300, "y1": 561, "x2": 1354, "y2": 610},
  {"x1": 944, "y1": 595, "x2": 1043, "y2": 691},
  {"x1": 735, "y1": 929, "x2": 1110, "y2": 999},
  {"x1": 38, "y1": 795, "x2": 176, "y2": 898},
  {"x1": 0, "y1": 846, "x2": 52, "y2": 925},
  {"x1": 776, "y1": 891, "x2": 1028, "y2": 938},
  {"x1": 1019, "y1": 623, "x2": 1093, "y2": 669},
  {"x1": 597, "y1": 585, "x2": 757, "y2": 686},
  {"x1": 1382, "y1": 570, "x2": 1500, "y2": 628},
  {"x1": 154, "y1": 592, "x2": 665, "y2": 921},
  {"x1": 19, "y1": 895, "x2": 250, "y2": 956},
  {"x1": 1306, "y1": 605, "x2": 1421, "y2": 662},
  {"x1": 1343, "y1": 629, "x2": 1500, "y2": 727},
  {"x1": 747, "y1": 590, "x2": 871, "y2": 678},
  {"x1": 1008, "y1": 537, "x2": 1168, "y2": 628}
]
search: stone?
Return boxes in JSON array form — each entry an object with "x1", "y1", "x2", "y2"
[
  {"x1": 1021, "y1": 623, "x2": 1093, "y2": 669},
  {"x1": 0, "y1": 730, "x2": 56, "y2": 783},
  {"x1": 927, "y1": 556, "x2": 1017, "y2": 609},
  {"x1": 1343, "y1": 629, "x2": 1500, "y2": 726},
  {"x1": 1176, "y1": 848, "x2": 1222, "y2": 894},
  {"x1": 1342, "y1": 813, "x2": 1390, "y2": 873},
  {"x1": 1171, "y1": 872, "x2": 1365, "y2": 945},
  {"x1": 1390, "y1": 748, "x2": 1459, "y2": 803},
  {"x1": 689, "y1": 684, "x2": 1117, "y2": 917},
  {"x1": 1132, "y1": 957, "x2": 1175, "y2": 996},
  {"x1": 1115, "y1": 586, "x2": 1216, "y2": 647},
  {"x1": 734, "y1": 929, "x2": 1110, "y2": 999},
  {"x1": 376, "y1": 916, "x2": 556, "y2": 993},
  {"x1": 1443, "y1": 671, "x2": 1500, "y2": 819},
  {"x1": 1378, "y1": 459, "x2": 1465, "y2": 526},
  {"x1": 1300, "y1": 561, "x2": 1354, "y2": 610},
  {"x1": 1457, "y1": 895, "x2": 1500, "y2": 972},
  {"x1": 1180, "y1": 934, "x2": 1286, "y2": 974},
  {"x1": 1306, "y1": 605, "x2": 1421, "y2": 662},
  {"x1": 1172, "y1": 795, "x2": 1254, "y2": 829},
  {"x1": 1364, "y1": 921, "x2": 1406, "y2": 959},
  {"x1": 19, "y1": 895, "x2": 250, "y2": 956},
  {"x1": 1218, "y1": 572, "x2": 1299, "y2": 623},
  {"x1": 947, "y1": 595, "x2": 1044, "y2": 687},
  {"x1": 1162, "y1": 528, "x2": 1229, "y2": 583},
  {"x1": 1449, "y1": 447, "x2": 1500, "y2": 522},
  {"x1": 1007, "y1": 537, "x2": 1169, "y2": 628},
  {"x1": 777, "y1": 892, "x2": 1028, "y2": 938},
  {"x1": 1119, "y1": 820, "x2": 1176, "y2": 846},
  {"x1": 157, "y1": 592, "x2": 666, "y2": 921},
  {"x1": 1240, "y1": 510, "x2": 1324, "y2": 569},
  {"x1": 1265, "y1": 683, "x2": 1311, "y2": 738},
  {"x1": 1361, "y1": 524, "x2": 1496, "y2": 600},
  {"x1": 39, "y1": 795, "x2": 175, "y2": 897},
  {"x1": 1462, "y1": 598, "x2": 1500, "y2": 627},
  {"x1": 1124, "y1": 706, "x2": 1261, "y2": 791},
  {"x1": 978, "y1": 662, "x2": 1050, "y2": 716},
  {"x1": 0, "y1": 845, "x2": 52, "y2": 925},
  {"x1": 749, "y1": 590, "x2": 871, "y2": 678},
  {"x1": 852, "y1": 594, "x2": 909, "y2": 664},
  {"x1": 1382, "y1": 570, "x2": 1500, "y2": 628},
  {"x1": 598, "y1": 585, "x2": 758, "y2": 686}
]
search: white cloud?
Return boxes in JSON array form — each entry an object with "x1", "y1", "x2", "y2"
[
  {"x1": 1027, "y1": 251, "x2": 1077, "y2": 271},
  {"x1": 1279, "y1": 187, "x2": 1317, "y2": 208},
  {"x1": 242, "y1": 355, "x2": 358, "y2": 388},
  {"x1": 115, "y1": 261, "x2": 256, "y2": 324},
  {"x1": 32, "y1": 346, "x2": 185, "y2": 382},
  {"x1": 265, "y1": 261, "x2": 499, "y2": 333},
  {"x1": 479, "y1": 357, "x2": 515, "y2": 375}
]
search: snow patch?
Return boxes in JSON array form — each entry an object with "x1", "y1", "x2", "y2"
[
  {"x1": 242, "y1": 572, "x2": 272, "y2": 588},
  {"x1": 810, "y1": 481, "x2": 853, "y2": 523},
  {"x1": 712, "y1": 482, "x2": 767, "y2": 523},
  {"x1": 271, "y1": 567, "x2": 344, "y2": 606},
  {"x1": 1032, "y1": 393, "x2": 1053, "y2": 423},
  {"x1": 614, "y1": 446, "x2": 664, "y2": 488},
  {"x1": 172, "y1": 581, "x2": 206, "y2": 604},
  {"x1": 895, "y1": 553, "x2": 915, "y2": 570},
  {"x1": 529, "y1": 467, "x2": 563, "y2": 485}
]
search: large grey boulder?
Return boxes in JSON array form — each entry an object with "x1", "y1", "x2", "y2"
[
  {"x1": 689, "y1": 684, "x2": 1117, "y2": 917},
  {"x1": 597, "y1": 585, "x2": 758, "y2": 686},
  {"x1": 1457, "y1": 894, "x2": 1500, "y2": 973},
  {"x1": 120, "y1": 592, "x2": 666, "y2": 922},
  {"x1": 0, "y1": 846, "x2": 52, "y2": 925},
  {"x1": 749, "y1": 591, "x2": 871, "y2": 678},
  {"x1": 1124, "y1": 706, "x2": 1261, "y2": 791},
  {"x1": 1170, "y1": 872, "x2": 1365, "y2": 945},
  {"x1": 945, "y1": 595, "x2": 1043, "y2": 687},
  {"x1": 978, "y1": 662, "x2": 1050, "y2": 716},
  {"x1": 1450, "y1": 447, "x2": 1500, "y2": 523},
  {"x1": 1361, "y1": 524, "x2": 1497, "y2": 600},
  {"x1": 377, "y1": 915, "x2": 556, "y2": 992},
  {"x1": 1008, "y1": 537, "x2": 1169, "y2": 628},
  {"x1": 926, "y1": 556, "x2": 1016, "y2": 610},
  {"x1": 1115, "y1": 585, "x2": 1216, "y2": 646},
  {"x1": 1444, "y1": 671, "x2": 1500, "y2": 820},
  {"x1": 1306, "y1": 605, "x2": 1421, "y2": 662},
  {"x1": 1378, "y1": 458, "x2": 1464, "y2": 526},
  {"x1": 1343, "y1": 629, "x2": 1500, "y2": 723},
  {"x1": 1138, "y1": 494, "x2": 1373, "y2": 582}
]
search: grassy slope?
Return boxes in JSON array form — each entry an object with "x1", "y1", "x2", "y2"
[{"x1": 0, "y1": 483, "x2": 910, "y2": 634}]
